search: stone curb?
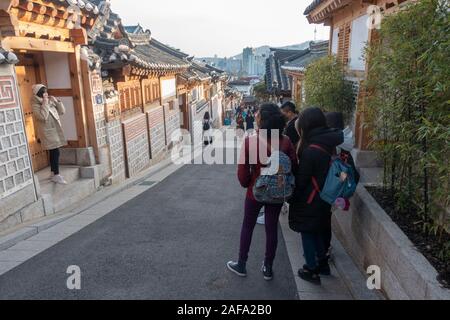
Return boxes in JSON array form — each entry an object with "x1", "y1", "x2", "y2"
[
  {"x1": 335, "y1": 185, "x2": 450, "y2": 300},
  {"x1": 331, "y1": 236, "x2": 385, "y2": 300}
]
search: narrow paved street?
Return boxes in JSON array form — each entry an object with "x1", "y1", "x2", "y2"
[{"x1": 0, "y1": 163, "x2": 298, "y2": 300}]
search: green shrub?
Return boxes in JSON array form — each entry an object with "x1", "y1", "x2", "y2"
[
  {"x1": 365, "y1": 0, "x2": 449, "y2": 253},
  {"x1": 304, "y1": 55, "x2": 355, "y2": 124}
]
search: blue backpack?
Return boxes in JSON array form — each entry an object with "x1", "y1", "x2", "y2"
[
  {"x1": 307, "y1": 145, "x2": 358, "y2": 206},
  {"x1": 253, "y1": 151, "x2": 295, "y2": 204}
]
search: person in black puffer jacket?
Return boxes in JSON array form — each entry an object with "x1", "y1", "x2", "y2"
[{"x1": 289, "y1": 107, "x2": 343, "y2": 285}]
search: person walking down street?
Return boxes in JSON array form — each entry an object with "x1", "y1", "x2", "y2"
[
  {"x1": 227, "y1": 103, "x2": 298, "y2": 281},
  {"x1": 281, "y1": 101, "x2": 300, "y2": 147},
  {"x1": 32, "y1": 84, "x2": 68, "y2": 185},
  {"x1": 203, "y1": 112, "x2": 213, "y2": 145},
  {"x1": 288, "y1": 107, "x2": 343, "y2": 285},
  {"x1": 245, "y1": 111, "x2": 255, "y2": 132},
  {"x1": 236, "y1": 112, "x2": 245, "y2": 131}
]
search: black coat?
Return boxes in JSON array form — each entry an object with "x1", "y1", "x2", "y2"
[
  {"x1": 289, "y1": 127, "x2": 344, "y2": 233},
  {"x1": 246, "y1": 115, "x2": 255, "y2": 130},
  {"x1": 284, "y1": 116, "x2": 300, "y2": 146}
]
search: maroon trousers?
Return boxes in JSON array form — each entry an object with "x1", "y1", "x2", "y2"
[{"x1": 238, "y1": 198, "x2": 283, "y2": 266}]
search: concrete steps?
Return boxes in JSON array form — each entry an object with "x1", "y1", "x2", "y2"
[
  {"x1": 37, "y1": 166, "x2": 98, "y2": 214},
  {"x1": 36, "y1": 166, "x2": 81, "y2": 185}
]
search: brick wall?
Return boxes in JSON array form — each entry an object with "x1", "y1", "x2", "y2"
[{"x1": 122, "y1": 114, "x2": 150, "y2": 178}]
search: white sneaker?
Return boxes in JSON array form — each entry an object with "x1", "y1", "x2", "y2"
[
  {"x1": 52, "y1": 175, "x2": 68, "y2": 185},
  {"x1": 257, "y1": 213, "x2": 265, "y2": 225}
]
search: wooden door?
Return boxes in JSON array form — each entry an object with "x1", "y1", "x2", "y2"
[{"x1": 15, "y1": 55, "x2": 49, "y2": 172}]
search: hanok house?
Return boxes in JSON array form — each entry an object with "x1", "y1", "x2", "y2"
[
  {"x1": 179, "y1": 61, "x2": 211, "y2": 145},
  {"x1": 0, "y1": 0, "x2": 102, "y2": 232},
  {"x1": 304, "y1": 0, "x2": 411, "y2": 158},
  {"x1": 89, "y1": 5, "x2": 189, "y2": 181},
  {"x1": 265, "y1": 48, "x2": 309, "y2": 102},
  {"x1": 281, "y1": 40, "x2": 329, "y2": 107}
]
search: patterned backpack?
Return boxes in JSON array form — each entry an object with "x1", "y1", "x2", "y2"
[{"x1": 253, "y1": 151, "x2": 296, "y2": 204}]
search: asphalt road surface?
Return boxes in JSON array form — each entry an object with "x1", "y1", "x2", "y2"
[{"x1": 0, "y1": 164, "x2": 298, "y2": 300}]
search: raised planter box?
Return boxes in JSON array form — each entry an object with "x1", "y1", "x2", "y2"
[{"x1": 332, "y1": 185, "x2": 450, "y2": 300}]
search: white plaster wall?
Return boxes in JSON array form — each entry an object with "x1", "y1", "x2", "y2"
[
  {"x1": 349, "y1": 15, "x2": 369, "y2": 71},
  {"x1": 43, "y1": 52, "x2": 72, "y2": 89},
  {"x1": 161, "y1": 78, "x2": 176, "y2": 99},
  {"x1": 58, "y1": 97, "x2": 78, "y2": 141},
  {"x1": 331, "y1": 28, "x2": 339, "y2": 55}
]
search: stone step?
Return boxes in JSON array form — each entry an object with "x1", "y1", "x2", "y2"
[
  {"x1": 50, "y1": 178, "x2": 97, "y2": 213},
  {"x1": 37, "y1": 166, "x2": 81, "y2": 186}
]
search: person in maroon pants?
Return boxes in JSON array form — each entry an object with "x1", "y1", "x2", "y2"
[{"x1": 227, "y1": 103, "x2": 298, "y2": 281}]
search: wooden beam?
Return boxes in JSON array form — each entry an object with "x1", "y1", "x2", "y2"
[
  {"x1": 69, "y1": 46, "x2": 89, "y2": 148},
  {"x1": 80, "y1": 59, "x2": 101, "y2": 162},
  {"x1": 1, "y1": 36, "x2": 75, "y2": 52},
  {"x1": 16, "y1": 20, "x2": 71, "y2": 40}
]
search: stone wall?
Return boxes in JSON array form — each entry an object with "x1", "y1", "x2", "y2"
[
  {"x1": 333, "y1": 185, "x2": 450, "y2": 300},
  {"x1": 0, "y1": 64, "x2": 41, "y2": 232},
  {"x1": 122, "y1": 114, "x2": 150, "y2": 178},
  {"x1": 106, "y1": 118, "x2": 126, "y2": 183},
  {"x1": 164, "y1": 99, "x2": 180, "y2": 149},
  {"x1": 147, "y1": 106, "x2": 166, "y2": 160}
]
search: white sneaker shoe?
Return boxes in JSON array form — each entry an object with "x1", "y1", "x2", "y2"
[
  {"x1": 257, "y1": 213, "x2": 265, "y2": 225},
  {"x1": 52, "y1": 175, "x2": 68, "y2": 185}
]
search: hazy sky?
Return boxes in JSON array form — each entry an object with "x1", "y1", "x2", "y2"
[{"x1": 112, "y1": 0, "x2": 330, "y2": 58}]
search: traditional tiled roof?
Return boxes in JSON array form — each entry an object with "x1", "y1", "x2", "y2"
[
  {"x1": 150, "y1": 38, "x2": 190, "y2": 60},
  {"x1": 281, "y1": 41, "x2": 329, "y2": 72},
  {"x1": 49, "y1": 0, "x2": 100, "y2": 14},
  {"x1": 179, "y1": 60, "x2": 229, "y2": 83},
  {"x1": 303, "y1": 0, "x2": 325, "y2": 15},
  {"x1": 266, "y1": 48, "x2": 308, "y2": 93},
  {"x1": 0, "y1": 48, "x2": 19, "y2": 65},
  {"x1": 134, "y1": 41, "x2": 190, "y2": 70},
  {"x1": 88, "y1": 2, "x2": 189, "y2": 73}
]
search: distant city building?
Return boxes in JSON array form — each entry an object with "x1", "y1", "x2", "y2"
[{"x1": 242, "y1": 47, "x2": 266, "y2": 76}]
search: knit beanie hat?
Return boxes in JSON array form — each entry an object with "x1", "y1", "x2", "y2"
[{"x1": 32, "y1": 84, "x2": 46, "y2": 96}]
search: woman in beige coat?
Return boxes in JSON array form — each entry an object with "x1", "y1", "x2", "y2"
[{"x1": 32, "y1": 84, "x2": 68, "y2": 185}]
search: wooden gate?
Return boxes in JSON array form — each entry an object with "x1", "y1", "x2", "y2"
[{"x1": 15, "y1": 54, "x2": 49, "y2": 172}]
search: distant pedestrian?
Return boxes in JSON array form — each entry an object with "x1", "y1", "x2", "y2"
[
  {"x1": 245, "y1": 112, "x2": 255, "y2": 131},
  {"x1": 32, "y1": 84, "x2": 68, "y2": 185},
  {"x1": 227, "y1": 103, "x2": 298, "y2": 281},
  {"x1": 288, "y1": 107, "x2": 344, "y2": 285},
  {"x1": 236, "y1": 112, "x2": 245, "y2": 131},
  {"x1": 280, "y1": 101, "x2": 300, "y2": 147},
  {"x1": 203, "y1": 112, "x2": 213, "y2": 145}
]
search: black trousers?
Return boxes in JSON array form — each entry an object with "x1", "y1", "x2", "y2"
[{"x1": 49, "y1": 148, "x2": 60, "y2": 175}]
